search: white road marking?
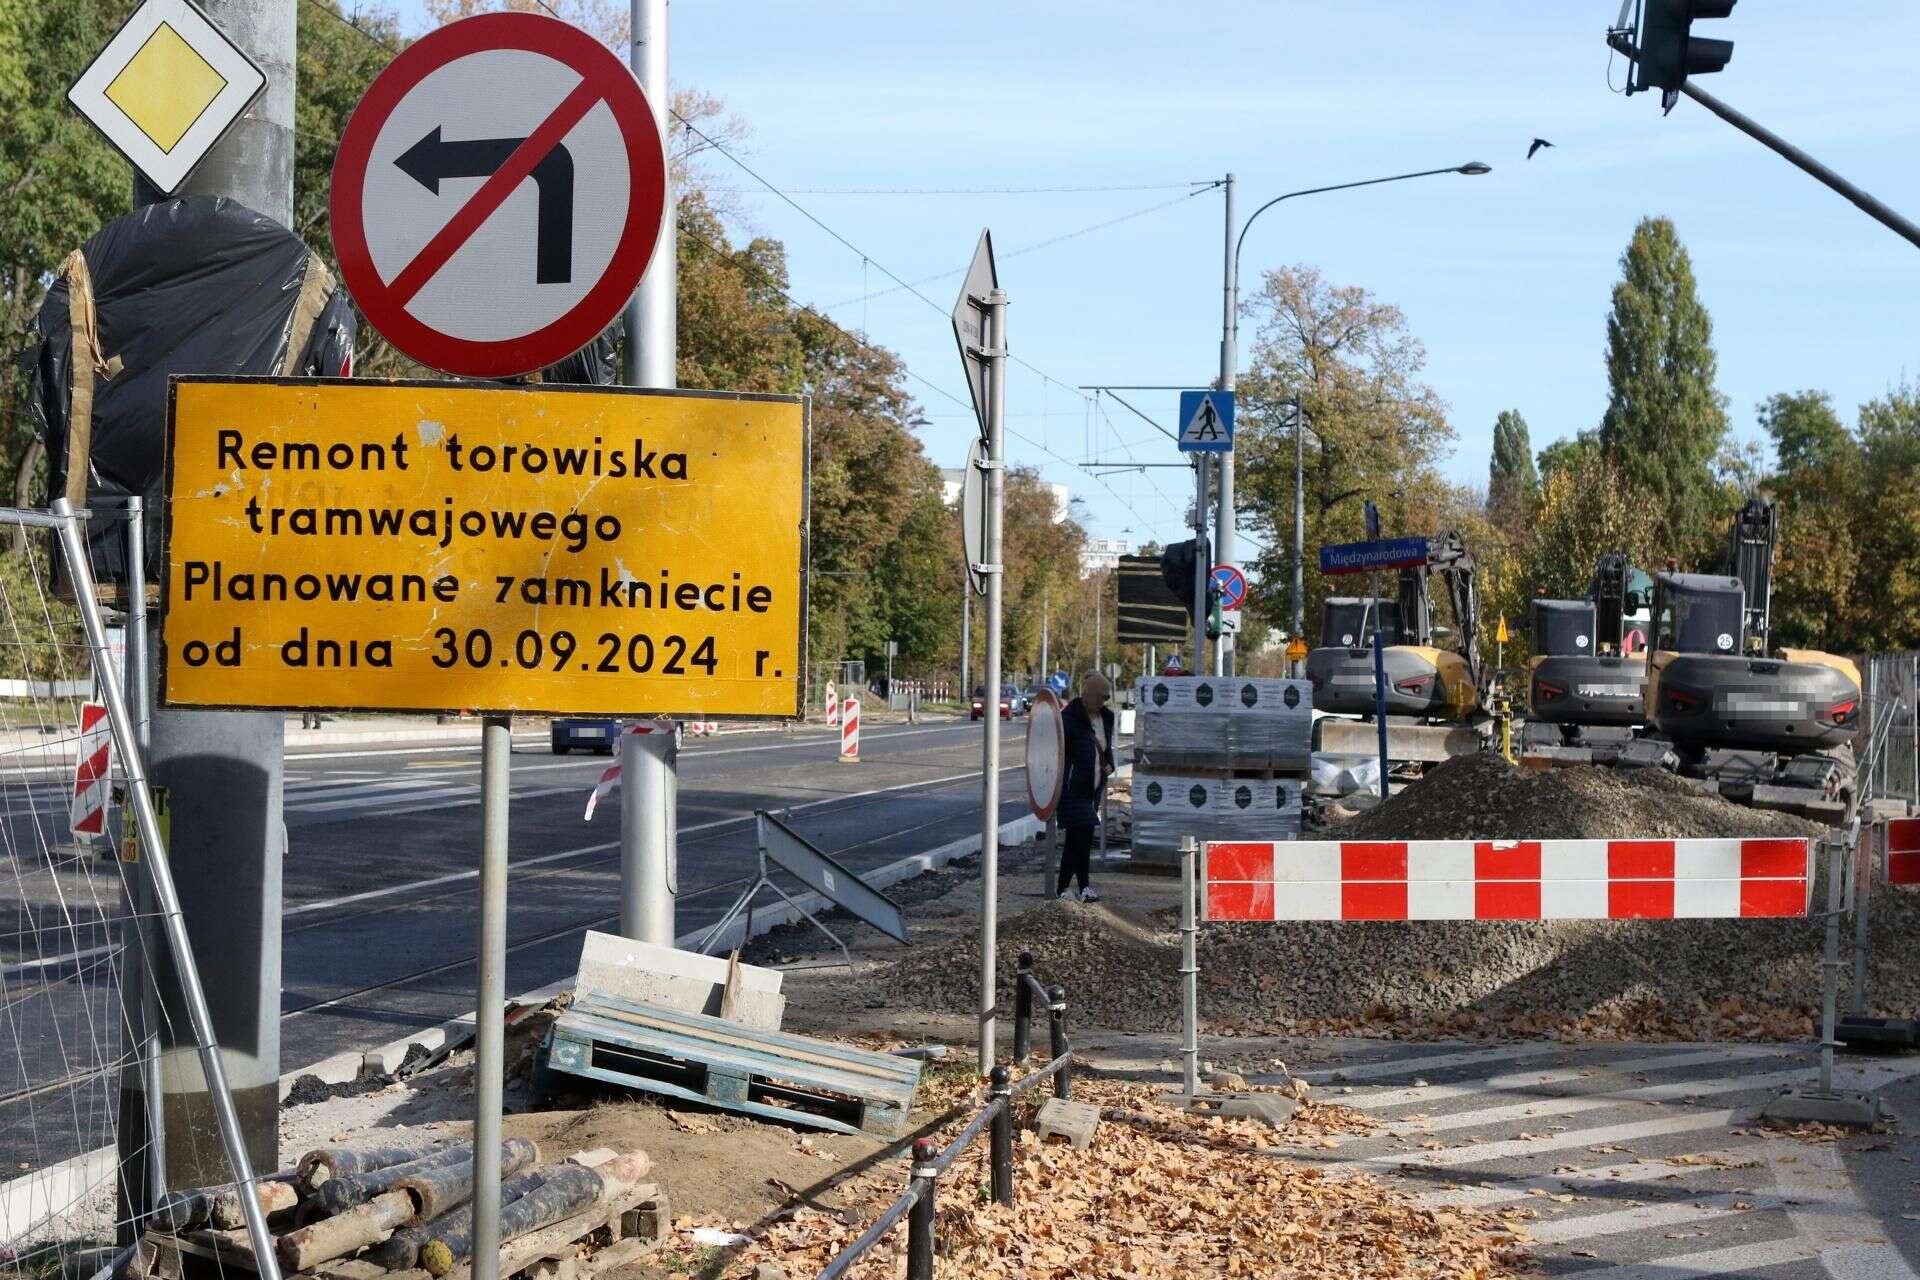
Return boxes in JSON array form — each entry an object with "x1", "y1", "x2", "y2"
[
  {"x1": 1332, "y1": 1109, "x2": 1744, "y2": 1172},
  {"x1": 1527, "y1": 1189, "x2": 1787, "y2": 1246},
  {"x1": 1764, "y1": 1135, "x2": 1920, "y2": 1280},
  {"x1": 284, "y1": 764, "x2": 1018, "y2": 917},
  {"x1": 1357, "y1": 1046, "x2": 1794, "y2": 1111},
  {"x1": 1300, "y1": 1042, "x2": 1568, "y2": 1083},
  {"x1": 1565, "y1": 1238, "x2": 1818, "y2": 1278},
  {"x1": 1415, "y1": 1148, "x2": 1758, "y2": 1209},
  {"x1": 1387, "y1": 1066, "x2": 1814, "y2": 1136}
]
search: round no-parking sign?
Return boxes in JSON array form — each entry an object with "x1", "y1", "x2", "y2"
[{"x1": 329, "y1": 12, "x2": 667, "y2": 378}]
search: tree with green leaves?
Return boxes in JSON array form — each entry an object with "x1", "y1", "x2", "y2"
[
  {"x1": 1526, "y1": 450, "x2": 1664, "y2": 604},
  {"x1": 1488, "y1": 408, "x2": 1538, "y2": 531},
  {"x1": 1234, "y1": 264, "x2": 1454, "y2": 640},
  {"x1": 1598, "y1": 216, "x2": 1729, "y2": 557}
]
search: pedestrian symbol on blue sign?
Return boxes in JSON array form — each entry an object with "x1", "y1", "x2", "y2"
[{"x1": 1177, "y1": 390, "x2": 1234, "y2": 453}]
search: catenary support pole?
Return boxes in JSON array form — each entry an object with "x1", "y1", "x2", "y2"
[
  {"x1": 619, "y1": 0, "x2": 679, "y2": 943},
  {"x1": 471, "y1": 716, "x2": 511, "y2": 1280},
  {"x1": 53, "y1": 501, "x2": 282, "y2": 1280},
  {"x1": 1214, "y1": 173, "x2": 1236, "y2": 676},
  {"x1": 1192, "y1": 460, "x2": 1210, "y2": 677},
  {"x1": 135, "y1": 0, "x2": 294, "y2": 1185},
  {"x1": 978, "y1": 287, "x2": 1009, "y2": 1073}
]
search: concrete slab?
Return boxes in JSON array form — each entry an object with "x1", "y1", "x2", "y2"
[
  {"x1": 1759, "y1": 1086, "x2": 1882, "y2": 1128},
  {"x1": 575, "y1": 930, "x2": 785, "y2": 1031},
  {"x1": 1166, "y1": 1091, "x2": 1299, "y2": 1126},
  {"x1": 1034, "y1": 1099, "x2": 1102, "y2": 1149}
]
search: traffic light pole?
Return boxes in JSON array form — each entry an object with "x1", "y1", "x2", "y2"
[
  {"x1": 1191, "y1": 458, "x2": 1209, "y2": 677},
  {"x1": 1608, "y1": 32, "x2": 1920, "y2": 252}
]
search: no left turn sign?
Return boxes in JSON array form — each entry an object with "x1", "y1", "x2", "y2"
[{"x1": 329, "y1": 13, "x2": 667, "y2": 378}]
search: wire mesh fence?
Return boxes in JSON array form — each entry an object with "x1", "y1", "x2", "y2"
[
  {"x1": 1861, "y1": 652, "x2": 1919, "y2": 808},
  {"x1": 1, "y1": 503, "x2": 265, "y2": 1279}
]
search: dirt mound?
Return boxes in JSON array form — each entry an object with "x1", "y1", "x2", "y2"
[{"x1": 1342, "y1": 752, "x2": 1826, "y2": 840}]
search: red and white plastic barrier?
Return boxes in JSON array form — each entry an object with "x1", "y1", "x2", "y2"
[
  {"x1": 839, "y1": 697, "x2": 860, "y2": 762},
  {"x1": 1885, "y1": 817, "x2": 1920, "y2": 886},
  {"x1": 583, "y1": 723, "x2": 684, "y2": 820},
  {"x1": 68, "y1": 701, "x2": 112, "y2": 838},
  {"x1": 825, "y1": 684, "x2": 840, "y2": 727},
  {"x1": 1203, "y1": 837, "x2": 1813, "y2": 922}
]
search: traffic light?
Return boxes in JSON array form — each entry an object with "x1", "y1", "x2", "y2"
[
  {"x1": 1635, "y1": 0, "x2": 1735, "y2": 95},
  {"x1": 1158, "y1": 537, "x2": 1211, "y2": 632}
]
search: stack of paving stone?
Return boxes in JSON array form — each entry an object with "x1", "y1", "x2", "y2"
[{"x1": 1130, "y1": 675, "x2": 1312, "y2": 866}]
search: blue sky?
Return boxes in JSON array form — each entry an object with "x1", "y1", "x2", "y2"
[{"x1": 390, "y1": 2, "x2": 1920, "y2": 552}]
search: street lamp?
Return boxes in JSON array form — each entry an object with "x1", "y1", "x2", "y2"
[{"x1": 1213, "y1": 161, "x2": 1491, "y2": 666}]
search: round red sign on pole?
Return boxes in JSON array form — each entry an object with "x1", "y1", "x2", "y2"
[
  {"x1": 329, "y1": 12, "x2": 667, "y2": 378},
  {"x1": 1026, "y1": 688, "x2": 1065, "y2": 821}
]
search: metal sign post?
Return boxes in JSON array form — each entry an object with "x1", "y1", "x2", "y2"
[{"x1": 954, "y1": 230, "x2": 1005, "y2": 1074}]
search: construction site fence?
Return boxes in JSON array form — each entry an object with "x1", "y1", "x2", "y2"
[
  {"x1": 1859, "y1": 652, "x2": 1919, "y2": 809},
  {"x1": 813, "y1": 958, "x2": 1072, "y2": 1280}
]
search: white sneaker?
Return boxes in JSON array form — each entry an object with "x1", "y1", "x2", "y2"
[
  {"x1": 1058, "y1": 888, "x2": 1081, "y2": 902},
  {"x1": 1080, "y1": 887, "x2": 1102, "y2": 903}
]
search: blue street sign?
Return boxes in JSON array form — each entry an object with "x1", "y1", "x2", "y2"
[
  {"x1": 1319, "y1": 536, "x2": 1430, "y2": 576},
  {"x1": 1177, "y1": 389, "x2": 1234, "y2": 453}
]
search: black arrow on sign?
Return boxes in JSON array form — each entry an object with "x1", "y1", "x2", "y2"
[{"x1": 396, "y1": 126, "x2": 575, "y2": 284}]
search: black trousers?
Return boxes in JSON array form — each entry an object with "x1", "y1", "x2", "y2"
[{"x1": 1058, "y1": 823, "x2": 1095, "y2": 891}]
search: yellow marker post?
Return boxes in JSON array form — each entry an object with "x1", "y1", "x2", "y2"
[{"x1": 162, "y1": 378, "x2": 808, "y2": 718}]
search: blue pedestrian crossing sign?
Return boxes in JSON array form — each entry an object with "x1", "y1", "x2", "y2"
[{"x1": 1177, "y1": 389, "x2": 1234, "y2": 453}]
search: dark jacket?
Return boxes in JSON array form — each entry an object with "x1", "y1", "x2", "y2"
[{"x1": 1058, "y1": 697, "x2": 1115, "y2": 829}]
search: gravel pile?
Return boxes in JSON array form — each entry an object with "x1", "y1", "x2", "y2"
[{"x1": 861, "y1": 757, "x2": 1920, "y2": 1040}]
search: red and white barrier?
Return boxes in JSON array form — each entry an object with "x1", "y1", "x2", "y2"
[
  {"x1": 839, "y1": 697, "x2": 860, "y2": 763},
  {"x1": 68, "y1": 701, "x2": 112, "y2": 838},
  {"x1": 825, "y1": 684, "x2": 840, "y2": 727},
  {"x1": 1886, "y1": 817, "x2": 1920, "y2": 886},
  {"x1": 583, "y1": 723, "x2": 680, "y2": 820},
  {"x1": 1203, "y1": 837, "x2": 1813, "y2": 922}
]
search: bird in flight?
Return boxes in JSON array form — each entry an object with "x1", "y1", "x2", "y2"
[{"x1": 1527, "y1": 138, "x2": 1555, "y2": 160}]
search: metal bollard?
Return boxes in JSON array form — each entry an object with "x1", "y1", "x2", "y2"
[
  {"x1": 906, "y1": 1139, "x2": 938, "y2": 1280},
  {"x1": 1048, "y1": 983, "x2": 1071, "y2": 1100},
  {"x1": 988, "y1": 1065, "x2": 1014, "y2": 1207},
  {"x1": 1013, "y1": 952, "x2": 1035, "y2": 1062}
]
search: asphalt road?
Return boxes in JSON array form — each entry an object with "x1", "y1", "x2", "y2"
[
  {"x1": 275, "y1": 717, "x2": 1024, "y2": 1067},
  {"x1": 1, "y1": 715, "x2": 1026, "y2": 1181}
]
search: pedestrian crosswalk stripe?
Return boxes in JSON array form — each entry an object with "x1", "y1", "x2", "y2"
[
  {"x1": 1385, "y1": 1065, "x2": 1812, "y2": 1136},
  {"x1": 1566, "y1": 1237, "x2": 1818, "y2": 1278},
  {"x1": 1353, "y1": 1044, "x2": 1792, "y2": 1111},
  {"x1": 1300, "y1": 1041, "x2": 1566, "y2": 1083},
  {"x1": 1332, "y1": 1108, "x2": 1742, "y2": 1172},
  {"x1": 1526, "y1": 1188, "x2": 1789, "y2": 1246},
  {"x1": 1413, "y1": 1147, "x2": 1758, "y2": 1209}
]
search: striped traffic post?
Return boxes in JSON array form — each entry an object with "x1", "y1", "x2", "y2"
[
  {"x1": 839, "y1": 697, "x2": 860, "y2": 763},
  {"x1": 825, "y1": 682, "x2": 840, "y2": 727}
]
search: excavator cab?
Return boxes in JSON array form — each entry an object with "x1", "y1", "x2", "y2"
[{"x1": 1306, "y1": 532, "x2": 1481, "y2": 722}]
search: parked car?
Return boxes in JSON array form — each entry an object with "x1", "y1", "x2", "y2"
[
  {"x1": 552, "y1": 717, "x2": 620, "y2": 754},
  {"x1": 970, "y1": 684, "x2": 1022, "y2": 720}
]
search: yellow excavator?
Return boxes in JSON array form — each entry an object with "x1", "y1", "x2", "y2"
[
  {"x1": 1622, "y1": 499, "x2": 1862, "y2": 820},
  {"x1": 1306, "y1": 532, "x2": 1484, "y2": 762}
]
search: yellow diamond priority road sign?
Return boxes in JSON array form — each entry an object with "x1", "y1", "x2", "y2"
[{"x1": 68, "y1": 0, "x2": 266, "y2": 195}]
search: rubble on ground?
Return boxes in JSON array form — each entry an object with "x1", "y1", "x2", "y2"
[{"x1": 848, "y1": 758, "x2": 1909, "y2": 1041}]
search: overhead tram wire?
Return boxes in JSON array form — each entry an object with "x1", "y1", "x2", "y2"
[{"x1": 299, "y1": 4, "x2": 1172, "y2": 535}]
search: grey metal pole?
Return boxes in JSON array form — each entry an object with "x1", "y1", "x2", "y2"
[
  {"x1": 1180, "y1": 837, "x2": 1200, "y2": 1099},
  {"x1": 1094, "y1": 590, "x2": 1102, "y2": 676},
  {"x1": 1192, "y1": 460, "x2": 1210, "y2": 676},
  {"x1": 977, "y1": 287, "x2": 1009, "y2": 1073},
  {"x1": 1040, "y1": 585, "x2": 1049, "y2": 678},
  {"x1": 1819, "y1": 830, "x2": 1844, "y2": 1095},
  {"x1": 138, "y1": 0, "x2": 293, "y2": 1184},
  {"x1": 52, "y1": 501, "x2": 283, "y2": 1280},
  {"x1": 619, "y1": 729, "x2": 677, "y2": 942},
  {"x1": 619, "y1": 0, "x2": 679, "y2": 941},
  {"x1": 1215, "y1": 174, "x2": 1236, "y2": 677},
  {"x1": 1292, "y1": 403, "x2": 1306, "y2": 642},
  {"x1": 1850, "y1": 823, "x2": 1872, "y2": 1018},
  {"x1": 471, "y1": 716, "x2": 511, "y2": 1280}
]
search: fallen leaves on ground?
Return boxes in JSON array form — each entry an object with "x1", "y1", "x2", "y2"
[{"x1": 691, "y1": 1080, "x2": 1526, "y2": 1280}]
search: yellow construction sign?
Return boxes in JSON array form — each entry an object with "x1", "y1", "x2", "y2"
[
  {"x1": 162, "y1": 378, "x2": 808, "y2": 718},
  {"x1": 1285, "y1": 635, "x2": 1309, "y2": 664}
]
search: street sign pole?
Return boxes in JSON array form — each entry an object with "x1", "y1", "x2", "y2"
[
  {"x1": 620, "y1": 0, "x2": 679, "y2": 951},
  {"x1": 1214, "y1": 173, "x2": 1237, "y2": 677},
  {"x1": 1192, "y1": 459, "x2": 1209, "y2": 677},
  {"x1": 141, "y1": 0, "x2": 291, "y2": 1186},
  {"x1": 1372, "y1": 571, "x2": 1390, "y2": 797},
  {"x1": 472, "y1": 715, "x2": 511, "y2": 1280},
  {"x1": 978, "y1": 286, "x2": 1008, "y2": 1073}
]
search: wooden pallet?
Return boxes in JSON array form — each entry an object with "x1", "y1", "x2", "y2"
[
  {"x1": 539, "y1": 991, "x2": 921, "y2": 1138},
  {"x1": 145, "y1": 1181, "x2": 668, "y2": 1280}
]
